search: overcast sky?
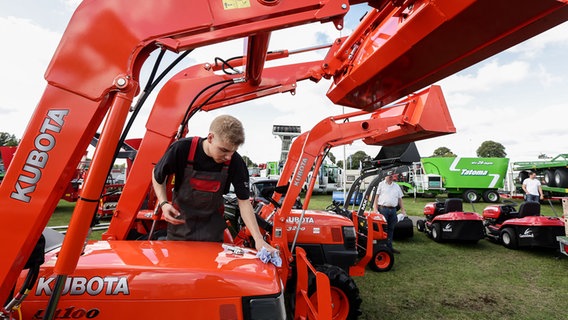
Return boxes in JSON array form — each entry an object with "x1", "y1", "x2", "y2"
[{"x1": 1, "y1": 1, "x2": 568, "y2": 167}]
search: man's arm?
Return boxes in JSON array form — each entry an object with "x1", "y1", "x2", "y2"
[
  {"x1": 151, "y1": 168, "x2": 183, "y2": 225},
  {"x1": 538, "y1": 184, "x2": 544, "y2": 199},
  {"x1": 238, "y1": 199, "x2": 276, "y2": 252},
  {"x1": 398, "y1": 197, "x2": 406, "y2": 213},
  {"x1": 396, "y1": 184, "x2": 406, "y2": 213}
]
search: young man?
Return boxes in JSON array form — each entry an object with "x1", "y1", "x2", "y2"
[
  {"x1": 522, "y1": 171, "x2": 543, "y2": 202},
  {"x1": 152, "y1": 114, "x2": 274, "y2": 252},
  {"x1": 373, "y1": 171, "x2": 406, "y2": 254}
]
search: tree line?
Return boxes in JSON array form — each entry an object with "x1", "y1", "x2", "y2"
[
  {"x1": 0, "y1": 132, "x2": 19, "y2": 147},
  {"x1": 338, "y1": 140, "x2": 507, "y2": 170}
]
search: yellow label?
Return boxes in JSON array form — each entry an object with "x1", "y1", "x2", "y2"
[{"x1": 223, "y1": 0, "x2": 251, "y2": 10}]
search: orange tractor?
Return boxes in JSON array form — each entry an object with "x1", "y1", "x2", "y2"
[{"x1": 1, "y1": 1, "x2": 568, "y2": 319}]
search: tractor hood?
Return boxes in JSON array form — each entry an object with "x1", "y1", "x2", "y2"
[
  {"x1": 286, "y1": 209, "x2": 354, "y2": 245},
  {"x1": 19, "y1": 241, "x2": 282, "y2": 319}
]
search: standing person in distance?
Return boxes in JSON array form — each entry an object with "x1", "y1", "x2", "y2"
[
  {"x1": 373, "y1": 170, "x2": 406, "y2": 254},
  {"x1": 152, "y1": 114, "x2": 275, "y2": 252},
  {"x1": 522, "y1": 171, "x2": 543, "y2": 202}
]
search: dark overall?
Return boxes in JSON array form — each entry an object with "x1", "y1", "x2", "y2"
[{"x1": 167, "y1": 137, "x2": 229, "y2": 242}]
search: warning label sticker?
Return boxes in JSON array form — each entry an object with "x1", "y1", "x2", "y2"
[{"x1": 223, "y1": 0, "x2": 251, "y2": 10}]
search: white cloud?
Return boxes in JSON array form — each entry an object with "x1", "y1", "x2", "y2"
[
  {"x1": 534, "y1": 63, "x2": 562, "y2": 87},
  {"x1": 440, "y1": 59, "x2": 530, "y2": 95},
  {"x1": 509, "y1": 22, "x2": 568, "y2": 59}
]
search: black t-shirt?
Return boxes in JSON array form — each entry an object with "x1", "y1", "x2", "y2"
[{"x1": 153, "y1": 137, "x2": 250, "y2": 200}]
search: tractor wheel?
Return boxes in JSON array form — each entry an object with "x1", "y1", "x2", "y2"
[
  {"x1": 416, "y1": 219, "x2": 426, "y2": 232},
  {"x1": 482, "y1": 190, "x2": 500, "y2": 203},
  {"x1": 500, "y1": 228, "x2": 518, "y2": 250},
  {"x1": 462, "y1": 190, "x2": 479, "y2": 203},
  {"x1": 554, "y1": 168, "x2": 568, "y2": 188},
  {"x1": 544, "y1": 170, "x2": 556, "y2": 187},
  {"x1": 431, "y1": 223, "x2": 442, "y2": 242},
  {"x1": 369, "y1": 249, "x2": 394, "y2": 272},
  {"x1": 518, "y1": 171, "x2": 529, "y2": 184},
  {"x1": 309, "y1": 264, "x2": 362, "y2": 320}
]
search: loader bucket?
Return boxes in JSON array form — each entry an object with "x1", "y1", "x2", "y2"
[
  {"x1": 373, "y1": 142, "x2": 421, "y2": 166},
  {"x1": 362, "y1": 85, "x2": 456, "y2": 146},
  {"x1": 328, "y1": 0, "x2": 568, "y2": 109}
]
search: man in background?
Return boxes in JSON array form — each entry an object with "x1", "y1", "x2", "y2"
[
  {"x1": 373, "y1": 170, "x2": 406, "y2": 254},
  {"x1": 522, "y1": 171, "x2": 543, "y2": 202}
]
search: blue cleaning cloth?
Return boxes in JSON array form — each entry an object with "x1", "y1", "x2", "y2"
[{"x1": 256, "y1": 247, "x2": 282, "y2": 267}]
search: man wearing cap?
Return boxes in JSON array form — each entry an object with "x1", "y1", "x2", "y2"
[{"x1": 373, "y1": 170, "x2": 406, "y2": 254}]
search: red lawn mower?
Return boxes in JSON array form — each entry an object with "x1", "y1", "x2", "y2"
[
  {"x1": 482, "y1": 201, "x2": 565, "y2": 250},
  {"x1": 416, "y1": 198, "x2": 485, "y2": 243}
]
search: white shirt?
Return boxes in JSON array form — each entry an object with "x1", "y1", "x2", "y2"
[
  {"x1": 376, "y1": 180, "x2": 403, "y2": 207},
  {"x1": 523, "y1": 178, "x2": 541, "y2": 196}
]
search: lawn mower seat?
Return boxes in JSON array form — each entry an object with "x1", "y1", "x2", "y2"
[
  {"x1": 517, "y1": 201, "x2": 541, "y2": 217},
  {"x1": 444, "y1": 198, "x2": 463, "y2": 213}
]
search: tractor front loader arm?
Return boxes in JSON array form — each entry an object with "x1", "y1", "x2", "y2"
[
  {"x1": 0, "y1": 0, "x2": 350, "y2": 306},
  {"x1": 263, "y1": 85, "x2": 455, "y2": 282}
]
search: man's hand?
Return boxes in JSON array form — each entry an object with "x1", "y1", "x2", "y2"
[
  {"x1": 254, "y1": 237, "x2": 277, "y2": 253},
  {"x1": 161, "y1": 203, "x2": 184, "y2": 225}
]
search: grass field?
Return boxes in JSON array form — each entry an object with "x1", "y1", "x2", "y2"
[{"x1": 50, "y1": 194, "x2": 568, "y2": 319}]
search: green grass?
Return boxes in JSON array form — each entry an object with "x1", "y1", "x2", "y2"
[
  {"x1": 355, "y1": 233, "x2": 568, "y2": 320},
  {"x1": 304, "y1": 194, "x2": 568, "y2": 320},
  {"x1": 49, "y1": 200, "x2": 75, "y2": 226},
  {"x1": 50, "y1": 200, "x2": 106, "y2": 239},
  {"x1": 305, "y1": 193, "x2": 564, "y2": 218},
  {"x1": 51, "y1": 195, "x2": 568, "y2": 319}
]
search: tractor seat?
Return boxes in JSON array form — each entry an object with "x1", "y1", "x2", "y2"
[
  {"x1": 444, "y1": 198, "x2": 463, "y2": 213},
  {"x1": 517, "y1": 201, "x2": 541, "y2": 218}
]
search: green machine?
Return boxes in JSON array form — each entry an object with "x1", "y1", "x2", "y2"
[
  {"x1": 399, "y1": 157, "x2": 509, "y2": 203},
  {"x1": 512, "y1": 154, "x2": 568, "y2": 197},
  {"x1": 266, "y1": 161, "x2": 281, "y2": 177}
]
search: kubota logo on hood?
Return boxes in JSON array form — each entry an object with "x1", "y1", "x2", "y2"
[
  {"x1": 287, "y1": 216, "x2": 314, "y2": 224},
  {"x1": 36, "y1": 276, "x2": 130, "y2": 296}
]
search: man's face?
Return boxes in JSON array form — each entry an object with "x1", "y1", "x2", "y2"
[
  {"x1": 530, "y1": 173, "x2": 536, "y2": 179},
  {"x1": 208, "y1": 133, "x2": 237, "y2": 163}
]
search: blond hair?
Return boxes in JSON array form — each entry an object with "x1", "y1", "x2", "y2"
[{"x1": 210, "y1": 115, "x2": 245, "y2": 146}]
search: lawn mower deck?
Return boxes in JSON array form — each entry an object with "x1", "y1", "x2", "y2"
[
  {"x1": 483, "y1": 201, "x2": 565, "y2": 249},
  {"x1": 417, "y1": 198, "x2": 484, "y2": 243}
]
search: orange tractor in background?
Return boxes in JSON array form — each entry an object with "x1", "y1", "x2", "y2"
[
  {"x1": 1, "y1": 1, "x2": 568, "y2": 319},
  {"x1": 0, "y1": 146, "x2": 17, "y2": 184}
]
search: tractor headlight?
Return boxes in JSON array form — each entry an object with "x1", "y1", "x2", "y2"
[
  {"x1": 244, "y1": 291, "x2": 286, "y2": 320},
  {"x1": 343, "y1": 226, "x2": 356, "y2": 239},
  {"x1": 342, "y1": 226, "x2": 357, "y2": 249}
]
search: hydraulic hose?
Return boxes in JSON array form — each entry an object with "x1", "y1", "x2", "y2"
[
  {"x1": 42, "y1": 275, "x2": 67, "y2": 320},
  {"x1": 176, "y1": 78, "x2": 240, "y2": 139}
]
